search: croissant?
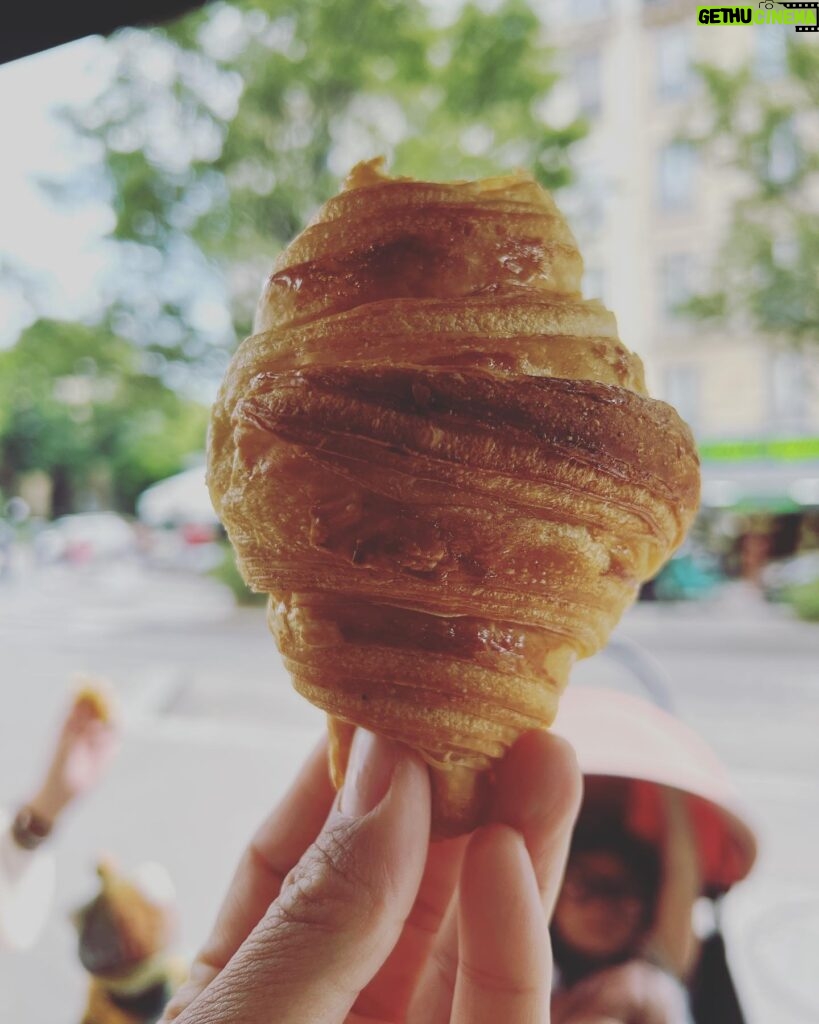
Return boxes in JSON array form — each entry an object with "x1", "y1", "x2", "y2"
[{"x1": 208, "y1": 158, "x2": 700, "y2": 835}]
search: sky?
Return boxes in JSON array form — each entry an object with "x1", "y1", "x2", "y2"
[
  {"x1": 0, "y1": 0, "x2": 522, "y2": 357},
  {"x1": 0, "y1": 37, "x2": 114, "y2": 347},
  {"x1": 0, "y1": 2, "x2": 470, "y2": 353},
  {"x1": 0, "y1": 0, "x2": 477, "y2": 356}
]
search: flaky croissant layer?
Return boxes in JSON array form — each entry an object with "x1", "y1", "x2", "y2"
[{"x1": 208, "y1": 158, "x2": 700, "y2": 834}]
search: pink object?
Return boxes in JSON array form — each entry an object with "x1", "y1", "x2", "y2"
[{"x1": 553, "y1": 687, "x2": 758, "y2": 893}]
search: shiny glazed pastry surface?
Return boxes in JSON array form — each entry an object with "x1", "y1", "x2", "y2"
[{"x1": 208, "y1": 158, "x2": 700, "y2": 834}]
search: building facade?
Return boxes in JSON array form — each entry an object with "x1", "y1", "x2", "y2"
[{"x1": 544, "y1": 0, "x2": 819, "y2": 472}]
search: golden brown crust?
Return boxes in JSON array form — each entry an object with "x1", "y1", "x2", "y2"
[
  {"x1": 255, "y1": 161, "x2": 584, "y2": 330},
  {"x1": 208, "y1": 158, "x2": 700, "y2": 835}
]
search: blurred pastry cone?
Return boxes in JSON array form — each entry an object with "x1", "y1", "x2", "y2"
[
  {"x1": 75, "y1": 860, "x2": 182, "y2": 1024},
  {"x1": 72, "y1": 674, "x2": 116, "y2": 724},
  {"x1": 75, "y1": 859, "x2": 174, "y2": 982}
]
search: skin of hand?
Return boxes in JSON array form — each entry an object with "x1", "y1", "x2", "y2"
[
  {"x1": 643, "y1": 786, "x2": 701, "y2": 980},
  {"x1": 550, "y1": 959, "x2": 691, "y2": 1024},
  {"x1": 161, "y1": 728, "x2": 582, "y2": 1024},
  {"x1": 29, "y1": 696, "x2": 120, "y2": 825}
]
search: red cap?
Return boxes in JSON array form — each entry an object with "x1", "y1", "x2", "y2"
[{"x1": 553, "y1": 687, "x2": 758, "y2": 894}]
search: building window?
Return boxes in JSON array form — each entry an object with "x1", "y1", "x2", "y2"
[
  {"x1": 755, "y1": 25, "x2": 788, "y2": 80},
  {"x1": 770, "y1": 350, "x2": 807, "y2": 433},
  {"x1": 560, "y1": 164, "x2": 607, "y2": 243},
  {"x1": 570, "y1": 0, "x2": 610, "y2": 22},
  {"x1": 658, "y1": 142, "x2": 697, "y2": 211},
  {"x1": 664, "y1": 365, "x2": 700, "y2": 431},
  {"x1": 767, "y1": 120, "x2": 799, "y2": 186},
  {"x1": 574, "y1": 50, "x2": 603, "y2": 119},
  {"x1": 656, "y1": 25, "x2": 692, "y2": 100},
  {"x1": 659, "y1": 252, "x2": 695, "y2": 318},
  {"x1": 772, "y1": 235, "x2": 798, "y2": 268},
  {"x1": 584, "y1": 267, "x2": 606, "y2": 303},
  {"x1": 581, "y1": 165, "x2": 607, "y2": 235}
]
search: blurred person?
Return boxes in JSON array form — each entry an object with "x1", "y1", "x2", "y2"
[
  {"x1": 739, "y1": 529, "x2": 771, "y2": 588},
  {"x1": 74, "y1": 859, "x2": 184, "y2": 1024},
  {"x1": 160, "y1": 728, "x2": 582, "y2": 1024},
  {"x1": 551, "y1": 821, "x2": 662, "y2": 983},
  {"x1": 0, "y1": 683, "x2": 119, "y2": 950},
  {"x1": 549, "y1": 688, "x2": 757, "y2": 1024},
  {"x1": 550, "y1": 790, "x2": 698, "y2": 1024}
]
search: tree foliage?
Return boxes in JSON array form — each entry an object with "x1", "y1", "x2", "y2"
[
  {"x1": 55, "y1": 0, "x2": 585, "y2": 348},
  {"x1": 0, "y1": 320, "x2": 207, "y2": 514},
  {"x1": 7, "y1": 0, "x2": 585, "y2": 515},
  {"x1": 683, "y1": 42, "x2": 819, "y2": 346}
]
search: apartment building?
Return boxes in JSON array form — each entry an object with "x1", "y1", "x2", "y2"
[{"x1": 544, "y1": 0, "x2": 819, "y2": 514}]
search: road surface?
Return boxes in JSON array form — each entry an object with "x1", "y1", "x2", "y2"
[{"x1": 0, "y1": 561, "x2": 817, "y2": 1022}]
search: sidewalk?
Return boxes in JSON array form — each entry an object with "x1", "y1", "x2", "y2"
[{"x1": 0, "y1": 565, "x2": 816, "y2": 1022}]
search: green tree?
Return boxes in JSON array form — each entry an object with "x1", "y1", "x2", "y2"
[
  {"x1": 51, "y1": 0, "x2": 584, "y2": 352},
  {"x1": 682, "y1": 41, "x2": 819, "y2": 346},
  {"x1": 0, "y1": 319, "x2": 207, "y2": 514}
]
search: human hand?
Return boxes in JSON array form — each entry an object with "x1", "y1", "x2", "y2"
[
  {"x1": 162, "y1": 728, "x2": 581, "y2": 1024},
  {"x1": 551, "y1": 959, "x2": 692, "y2": 1024},
  {"x1": 31, "y1": 692, "x2": 120, "y2": 824}
]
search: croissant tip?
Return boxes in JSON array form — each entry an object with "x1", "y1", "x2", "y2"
[
  {"x1": 342, "y1": 155, "x2": 391, "y2": 191},
  {"x1": 340, "y1": 156, "x2": 542, "y2": 196}
]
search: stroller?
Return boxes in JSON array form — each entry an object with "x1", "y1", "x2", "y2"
[{"x1": 552, "y1": 639, "x2": 757, "y2": 1024}]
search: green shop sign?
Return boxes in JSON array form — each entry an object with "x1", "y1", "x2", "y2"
[{"x1": 699, "y1": 438, "x2": 819, "y2": 463}]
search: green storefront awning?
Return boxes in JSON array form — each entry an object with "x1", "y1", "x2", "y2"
[
  {"x1": 700, "y1": 438, "x2": 819, "y2": 464},
  {"x1": 699, "y1": 437, "x2": 819, "y2": 512}
]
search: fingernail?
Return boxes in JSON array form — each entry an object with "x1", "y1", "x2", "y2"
[{"x1": 339, "y1": 729, "x2": 399, "y2": 817}]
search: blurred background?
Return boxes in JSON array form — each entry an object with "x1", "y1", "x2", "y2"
[{"x1": 0, "y1": 0, "x2": 817, "y2": 1020}]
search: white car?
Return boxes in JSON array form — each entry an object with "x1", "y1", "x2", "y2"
[
  {"x1": 761, "y1": 551, "x2": 819, "y2": 600},
  {"x1": 34, "y1": 513, "x2": 138, "y2": 564}
]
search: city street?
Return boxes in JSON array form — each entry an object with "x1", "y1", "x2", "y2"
[{"x1": 0, "y1": 561, "x2": 817, "y2": 1022}]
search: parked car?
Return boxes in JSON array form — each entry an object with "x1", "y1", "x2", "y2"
[
  {"x1": 0, "y1": 520, "x2": 14, "y2": 579},
  {"x1": 136, "y1": 467, "x2": 223, "y2": 572},
  {"x1": 640, "y1": 549, "x2": 723, "y2": 602},
  {"x1": 34, "y1": 512, "x2": 138, "y2": 564},
  {"x1": 761, "y1": 550, "x2": 819, "y2": 602}
]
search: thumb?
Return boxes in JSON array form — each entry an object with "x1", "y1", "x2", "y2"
[{"x1": 180, "y1": 730, "x2": 430, "y2": 1024}]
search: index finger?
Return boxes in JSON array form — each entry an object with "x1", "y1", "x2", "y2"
[
  {"x1": 493, "y1": 730, "x2": 583, "y2": 915},
  {"x1": 162, "y1": 737, "x2": 334, "y2": 1020},
  {"x1": 407, "y1": 731, "x2": 582, "y2": 1024},
  {"x1": 351, "y1": 832, "x2": 468, "y2": 1021},
  {"x1": 452, "y1": 824, "x2": 550, "y2": 1024}
]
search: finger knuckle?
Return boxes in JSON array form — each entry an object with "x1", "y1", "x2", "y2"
[
  {"x1": 430, "y1": 939, "x2": 459, "y2": 988},
  {"x1": 459, "y1": 958, "x2": 542, "y2": 999},
  {"x1": 407, "y1": 889, "x2": 446, "y2": 938},
  {"x1": 269, "y1": 820, "x2": 380, "y2": 934}
]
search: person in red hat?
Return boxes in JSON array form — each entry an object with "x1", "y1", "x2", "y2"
[
  {"x1": 549, "y1": 687, "x2": 757, "y2": 1024},
  {"x1": 157, "y1": 689, "x2": 755, "y2": 1024}
]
